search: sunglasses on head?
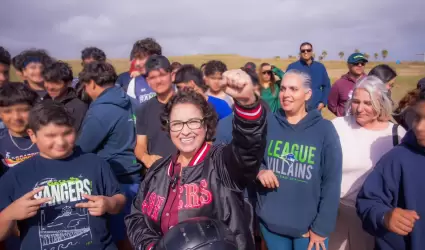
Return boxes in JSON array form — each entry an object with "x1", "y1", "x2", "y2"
[
  {"x1": 301, "y1": 49, "x2": 312, "y2": 53},
  {"x1": 351, "y1": 62, "x2": 366, "y2": 67},
  {"x1": 262, "y1": 71, "x2": 272, "y2": 75}
]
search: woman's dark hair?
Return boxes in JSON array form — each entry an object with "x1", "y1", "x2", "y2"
[
  {"x1": 395, "y1": 88, "x2": 423, "y2": 113},
  {"x1": 160, "y1": 88, "x2": 218, "y2": 141},
  {"x1": 28, "y1": 99, "x2": 75, "y2": 133},
  {"x1": 81, "y1": 47, "x2": 106, "y2": 62},
  {"x1": 204, "y1": 60, "x2": 227, "y2": 77},
  {"x1": 130, "y1": 38, "x2": 162, "y2": 60},
  {"x1": 0, "y1": 46, "x2": 11, "y2": 66},
  {"x1": 42, "y1": 61, "x2": 74, "y2": 84},
  {"x1": 368, "y1": 64, "x2": 397, "y2": 84},
  {"x1": 0, "y1": 82, "x2": 38, "y2": 107},
  {"x1": 78, "y1": 61, "x2": 117, "y2": 87},
  {"x1": 258, "y1": 62, "x2": 276, "y2": 94},
  {"x1": 174, "y1": 64, "x2": 208, "y2": 92}
]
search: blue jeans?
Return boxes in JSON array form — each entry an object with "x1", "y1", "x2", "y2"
[
  {"x1": 109, "y1": 183, "x2": 140, "y2": 242},
  {"x1": 260, "y1": 223, "x2": 329, "y2": 250}
]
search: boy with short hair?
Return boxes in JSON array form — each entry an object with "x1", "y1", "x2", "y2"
[
  {"x1": 204, "y1": 60, "x2": 233, "y2": 107},
  {"x1": 77, "y1": 61, "x2": 141, "y2": 248},
  {"x1": 0, "y1": 100, "x2": 125, "y2": 250},
  {"x1": 15, "y1": 49, "x2": 53, "y2": 99},
  {"x1": 42, "y1": 61, "x2": 88, "y2": 133},
  {"x1": 0, "y1": 83, "x2": 39, "y2": 174},
  {"x1": 0, "y1": 46, "x2": 11, "y2": 86}
]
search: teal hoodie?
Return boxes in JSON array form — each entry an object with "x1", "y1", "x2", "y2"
[
  {"x1": 77, "y1": 86, "x2": 141, "y2": 184},
  {"x1": 256, "y1": 110, "x2": 342, "y2": 238}
]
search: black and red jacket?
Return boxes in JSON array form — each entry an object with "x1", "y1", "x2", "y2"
[{"x1": 125, "y1": 101, "x2": 267, "y2": 250}]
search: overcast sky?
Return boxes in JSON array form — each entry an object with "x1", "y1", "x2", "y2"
[{"x1": 0, "y1": 0, "x2": 424, "y2": 61}]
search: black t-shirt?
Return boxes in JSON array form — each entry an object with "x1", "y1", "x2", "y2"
[
  {"x1": 0, "y1": 150, "x2": 121, "y2": 250},
  {"x1": 136, "y1": 97, "x2": 177, "y2": 158},
  {"x1": 0, "y1": 128, "x2": 39, "y2": 173}
]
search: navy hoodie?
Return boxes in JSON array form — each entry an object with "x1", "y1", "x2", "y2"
[
  {"x1": 357, "y1": 130, "x2": 425, "y2": 250},
  {"x1": 77, "y1": 86, "x2": 141, "y2": 184},
  {"x1": 256, "y1": 110, "x2": 342, "y2": 238}
]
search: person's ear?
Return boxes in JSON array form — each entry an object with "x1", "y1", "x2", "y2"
[{"x1": 27, "y1": 129, "x2": 37, "y2": 144}]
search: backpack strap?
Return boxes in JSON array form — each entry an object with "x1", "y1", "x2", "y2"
[{"x1": 392, "y1": 123, "x2": 400, "y2": 146}]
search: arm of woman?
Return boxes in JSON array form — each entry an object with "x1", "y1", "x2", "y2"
[
  {"x1": 125, "y1": 177, "x2": 161, "y2": 250},
  {"x1": 310, "y1": 123, "x2": 343, "y2": 237},
  {"x1": 213, "y1": 69, "x2": 267, "y2": 190}
]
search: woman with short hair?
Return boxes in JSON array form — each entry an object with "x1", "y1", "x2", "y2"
[
  {"x1": 329, "y1": 76, "x2": 406, "y2": 250},
  {"x1": 125, "y1": 69, "x2": 267, "y2": 250},
  {"x1": 256, "y1": 69, "x2": 342, "y2": 250}
]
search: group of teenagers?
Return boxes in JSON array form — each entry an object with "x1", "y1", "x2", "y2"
[{"x1": 0, "y1": 38, "x2": 423, "y2": 250}]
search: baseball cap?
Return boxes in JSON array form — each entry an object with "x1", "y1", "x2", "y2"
[
  {"x1": 145, "y1": 55, "x2": 171, "y2": 76},
  {"x1": 417, "y1": 77, "x2": 425, "y2": 91},
  {"x1": 347, "y1": 53, "x2": 368, "y2": 64}
]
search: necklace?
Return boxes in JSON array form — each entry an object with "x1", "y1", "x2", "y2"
[{"x1": 8, "y1": 131, "x2": 35, "y2": 151}]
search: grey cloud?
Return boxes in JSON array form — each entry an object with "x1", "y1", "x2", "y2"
[{"x1": 0, "y1": 0, "x2": 424, "y2": 60}]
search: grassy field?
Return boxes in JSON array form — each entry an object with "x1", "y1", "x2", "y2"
[{"x1": 9, "y1": 55, "x2": 425, "y2": 120}]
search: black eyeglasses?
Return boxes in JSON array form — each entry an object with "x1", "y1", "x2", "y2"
[
  {"x1": 169, "y1": 118, "x2": 204, "y2": 132},
  {"x1": 262, "y1": 71, "x2": 272, "y2": 75},
  {"x1": 351, "y1": 62, "x2": 366, "y2": 67},
  {"x1": 301, "y1": 49, "x2": 312, "y2": 53}
]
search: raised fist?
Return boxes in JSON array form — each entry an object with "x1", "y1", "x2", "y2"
[{"x1": 221, "y1": 69, "x2": 256, "y2": 106}]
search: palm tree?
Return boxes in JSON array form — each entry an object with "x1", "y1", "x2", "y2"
[
  {"x1": 338, "y1": 51, "x2": 344, "y2": 59},
  {"x1": 318, "y1": 55, "x2": 324, "y2": 61},
  {"x1": 374, "y1": 53, "x2": 379, "y2": 60},
  {"x1": 381, "y1": 49, "x2": 388, "y2": 60},
  {"x1": 354, "y1": 49, "x2": 360, "y2": 53},
  {"x1": 321, "y1": 50, "x2": 328, "y2": 60},
  {"x1": 364, "y1": 53, "x2": 370, "y2": 60}
]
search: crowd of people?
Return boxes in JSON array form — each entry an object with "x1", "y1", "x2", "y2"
[{"x1": 0, "y1": 38, "x2": 424, "y2": 250}]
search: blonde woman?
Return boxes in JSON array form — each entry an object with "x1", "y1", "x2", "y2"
[{"x1": 329, "y1": 76, "x2": 406, "y2": 250}]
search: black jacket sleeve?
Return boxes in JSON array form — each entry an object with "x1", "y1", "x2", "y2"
[
  {"x1": 214, "y1": 98, "x2": 267, "y2": 190},
  {"x1": 125, "y1": 176, "x2": 161, "y2": 250}
]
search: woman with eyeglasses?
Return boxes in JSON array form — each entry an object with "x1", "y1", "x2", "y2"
[
  {"x1": 328, "y1": 76, "x2": 406, "y2": 250},
  {"x1": 258, "y1": 62, "x2": 284, "y2": 113},
  {"x1": 125, "y1": 69, "x2": 267, "y2": 250}
]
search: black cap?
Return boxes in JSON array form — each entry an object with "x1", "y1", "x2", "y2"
[{"x1": 145, "y1": 55, "x2": 171, "y2": 76}]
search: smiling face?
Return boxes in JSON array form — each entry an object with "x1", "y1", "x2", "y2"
[
  {"x1": 23, "y1": 62, "x2": 44, "y2": 84},
  {"x1": 146, "y1": 69, "x2": 173, "y2": 96},
  {"x1": 169, "y1": 103, "x2": 206, "y2": 157},
  {"x1": 44, "y1": 81, "x2": 68, "y2": 99},
  {"x1": 279, "y1": 74, "x2": 311, "y2": 114},
  {"x1": 0, "y1": 103, "x2": 31, "y2": 135},
  {"x1": 300, "y1": 44, "x2": 313, "y2": 61},
  {"x1": 350, "y1": 88, "x2": 379, "y2": 126},
  {"x1": 28, "y1": 123, "x2": 75, "y2": 159}
]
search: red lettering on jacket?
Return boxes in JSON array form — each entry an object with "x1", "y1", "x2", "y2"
[
  {"x1": 151, "y1": 196, "x2": 165, "y2": 221},
  {"x1": 200, "y1": 179, "x2": 212, "y2": 205},
  {"x1": 147, "y1": 192, "x2": 157, "y2": 216},
  {"x1": 179, "y1": 179, "x2": 213, "y2": 210},
  {"x1": 184, "y1": 183, "x2": 200, "y2": 209},
  {"x1": 141, "y1": 192, "x2": 151, "y2": 213}
]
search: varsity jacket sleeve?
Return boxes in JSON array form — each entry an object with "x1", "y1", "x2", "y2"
[
  {"x1": 215, "y1": 98, "x2": 267, "y2": 190},
  {"x1": 125, "y1": 176, "x2": 160, "y2": 250}
]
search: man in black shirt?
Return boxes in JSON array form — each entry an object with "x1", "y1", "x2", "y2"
[{"x1": 134, "y1": 55, "x2": 177, "y2": 169}]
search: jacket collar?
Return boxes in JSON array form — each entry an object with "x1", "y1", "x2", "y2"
[{"x1": 168, "y1": 142, "x2": 211, "y2": 176}]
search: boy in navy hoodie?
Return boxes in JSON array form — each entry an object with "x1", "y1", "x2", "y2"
[
  {"x1": 357, "y1": 92, "x2": 425, "y2": 250},
  {"x1": 0, "y1": 100, "x2": 125, "y2": 250},
  {"x1": 77, "y1": 61, "x2": 141, "y2": 249}
]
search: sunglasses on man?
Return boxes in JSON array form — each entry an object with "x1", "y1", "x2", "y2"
[
  {"x1": 300, "y1": 49, "x2": 312, "y2": 53},
  {"x1": 351, "y1": 62, "x2": 366, "y2": 67}
]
